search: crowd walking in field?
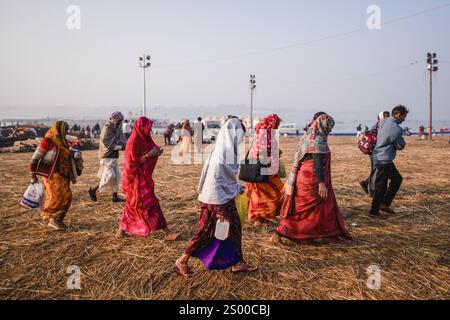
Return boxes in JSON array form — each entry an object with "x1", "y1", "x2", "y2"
[{"x1": 25, "y1": 105, "x2": 409, "y2": 276}]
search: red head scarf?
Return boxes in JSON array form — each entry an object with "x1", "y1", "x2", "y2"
[
  {"x1": 249, "y1": 113, "x2": 281, "y2": 158},
  {"x1": 131, "y1": 116, "x2": 157, "y2": 153}
]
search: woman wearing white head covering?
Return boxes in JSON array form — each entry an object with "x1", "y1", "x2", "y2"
[{"x1": 174, "y1": 118, "x2": 258, "y2": 276}]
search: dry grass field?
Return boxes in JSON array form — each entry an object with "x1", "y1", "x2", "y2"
[{"x1": 0, "y1": 136, "x2": 449, "y2": 300}]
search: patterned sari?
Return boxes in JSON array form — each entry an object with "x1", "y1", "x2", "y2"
[
  {"x1": 246, "y1": 114, "x2": 284, "y2": 222},
  {"x1": 40, "y1": 121, "x2": 72, "y2": 222}
]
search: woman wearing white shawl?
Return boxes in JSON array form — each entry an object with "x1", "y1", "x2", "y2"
[{"x1": 174, "y1": 118, "x2": 258, "y2": 277}]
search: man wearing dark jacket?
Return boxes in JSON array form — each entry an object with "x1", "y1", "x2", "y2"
[{"x1": 369, "y1": 105, "x2": 408, "y2": 219}]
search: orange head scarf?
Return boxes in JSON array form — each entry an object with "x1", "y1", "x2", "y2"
[{"x1": 45, "y1": 121, "x2": 71, "y2": 174}]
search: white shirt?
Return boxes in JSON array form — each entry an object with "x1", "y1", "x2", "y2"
[{"x1": 122, "y1": 122, "x2": 131, "y2": 134}]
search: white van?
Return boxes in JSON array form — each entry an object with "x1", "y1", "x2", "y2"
[
  {"x1": 279, "y1": 123, "x2": 297, "y2": 135},
  {"x1": 202, "y1": 120, "x2": 222, "y2": 143}
]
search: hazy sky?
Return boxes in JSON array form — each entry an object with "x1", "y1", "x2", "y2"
[{"x1": 0, "y1": 0, "x2": 449, "y2": 123}]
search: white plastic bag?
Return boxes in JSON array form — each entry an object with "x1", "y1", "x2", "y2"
[
  {"x1": 214, "y1": 216, "x2": 230, "y2": 241},
  {"x1": 20, "y1": 182, "x2": 44, "y2": 210}
]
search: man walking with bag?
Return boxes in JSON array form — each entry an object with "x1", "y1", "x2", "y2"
[{"x1": 369, "y1": 105, "x2": 408, "y2": 220}]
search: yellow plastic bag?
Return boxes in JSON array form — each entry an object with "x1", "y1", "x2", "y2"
[
  {"x1": 279, "y1": 161, "x2": 286, "y2": 179},
  {"x1": 235, "y1": 193, "x2": 248, "y2": 225}
]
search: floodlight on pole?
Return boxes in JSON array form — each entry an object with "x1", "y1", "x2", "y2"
[
  {"x1": 427, "y1": 52, "x2": 438, "y2": 141},
  {"x1": 139, "y1": 54, "x2": 151, "y2": 117},
  {"x1": 249, "y1": 74, "x2": 256, "y2": 134}
]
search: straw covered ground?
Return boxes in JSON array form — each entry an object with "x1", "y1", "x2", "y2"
[{"x1": 0, "y1": 136, "x2": 449, "y2": 300}]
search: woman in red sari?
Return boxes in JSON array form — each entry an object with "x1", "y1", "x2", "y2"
[
  {"x1": 271, "y1": 112, "x2": 352, "y2": 244},
  {"x1": 246, "y1": 114, "x2": 285, "y2": 224},
  {"x1": 116, "y1": 116, "x2": 180, "y2": 241}
]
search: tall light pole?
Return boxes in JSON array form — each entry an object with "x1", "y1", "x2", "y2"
[
  {"x1": 427, "y1": 53, "x2": 438, "y2": 141},
  {"x1": 139, "y1": 54, "x2": 151, "y2": 117},
  {"x1": 249, "y1": 74, "x2": 256, "y2": 134}
]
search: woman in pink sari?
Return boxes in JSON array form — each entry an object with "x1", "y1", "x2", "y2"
[{"x1": 116, "y1": 116, "x2": 180, "y2": 241}]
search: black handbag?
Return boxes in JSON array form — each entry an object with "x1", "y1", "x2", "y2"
[{"x1": 239, "y1": 141, "x2": 270, "y2": 183}]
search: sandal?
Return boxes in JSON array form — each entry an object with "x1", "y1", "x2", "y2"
[
  {"x1": 369, "y1": 212, "x2": 388, "y2": 220},
  {"x1": 88, "y1": 188, "x2": 97, "y2": 202},
  {"x1": 380, "y1": 206, "x2": 396, "y2": 215},
  {"x1": 231, "y1": 262, "x2": 258, "y2": 273},
  {"x1": 47, "y1": 220, "x2": 68, "y2": 231},
  {"x1": 174, "y1": 259, "x2": 191, "y2": 277}
]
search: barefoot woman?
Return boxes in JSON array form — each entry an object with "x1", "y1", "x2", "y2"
[{"x1": 116, "y1": 116, "x2": 180, "y2": 241}]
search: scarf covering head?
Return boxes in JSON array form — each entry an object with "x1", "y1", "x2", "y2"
[
  {"x1": 45, "y1": 120, "x2": 71, "y2": 175},
  {"x1": 99, "y1": 113, "x2": 126, "y2": 158},
  {"x1": 122, "y1": 116, "x2": 159, "y2": 209},
  {"x1": 110, "y1": 111, "x2": 124, "y2": 124},
  {"x1": 249, "y1": 113, "x2": 281, "y2": 159},
  {"x1": 181, "y1": 119, "x2": 192, "y2": 137},
  {"x1": 286, "y1": 113, "x2": 335, "y2": 188},
  {"x1": 198, "y1": 118, "x2": 246, "y2": 205}
]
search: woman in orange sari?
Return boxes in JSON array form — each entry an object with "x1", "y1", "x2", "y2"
[
  {"x1": 116, "y1": 116, "x2": 180, "y2": 240},
  {"x1": 271, "y1": 112, "x2": 352, "y2": 244},
  {"x1": 29, "y1": 121, "x2": 78, "y2": 230},
  {"x1": 246, "y1": 114, "x2": 285, "y2": 224}
]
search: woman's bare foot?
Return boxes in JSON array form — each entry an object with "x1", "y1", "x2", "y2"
[
  {"x1": 253, "y1": 220, "x2": 263, "y2": 227},
  {"x1": 231, "y1": 261, "x2": 258, "y2": 273},
  {"x1": 115, "y1": 229, "x2": 126, "y2": 239},
  {"x1": 165, "y1": 232, "x2": 181, "y2": 241},
  {"x1": 270, "y1": 233, "x2": 282, "y2": 244}
]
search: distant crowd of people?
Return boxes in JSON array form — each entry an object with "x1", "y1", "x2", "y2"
[{"x1": 68, "y1": 123, "x2": 101, "y2": 139}]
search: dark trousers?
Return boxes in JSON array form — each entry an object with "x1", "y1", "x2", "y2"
[
  {"x1": 362, "y1": 156, "x2": 374, "y2": 189},
  {"x1": 369, "y1": 162, "x2": 403, "y2": 214},
  {"x1": 164, "y1": 136, "x2": 171, "y2": 146}
]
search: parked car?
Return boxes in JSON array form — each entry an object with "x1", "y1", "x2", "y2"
[
  {"x1": 279, "y1": 123, "x2": 297, "y2": 136},
  {"x1": 202, "y1": 120, "x2": 222, "y2": 143}
]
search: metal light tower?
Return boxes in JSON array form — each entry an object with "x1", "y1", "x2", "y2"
[
  {"x1": 139, "y1": 54, "x2": 151, "y2": 117},
  {"x1": 249, "y1": 74, "x2": 256, "y2": 134},
  {"x1": 427, "y1": 53, "x2": 438, "y2": 141}
]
